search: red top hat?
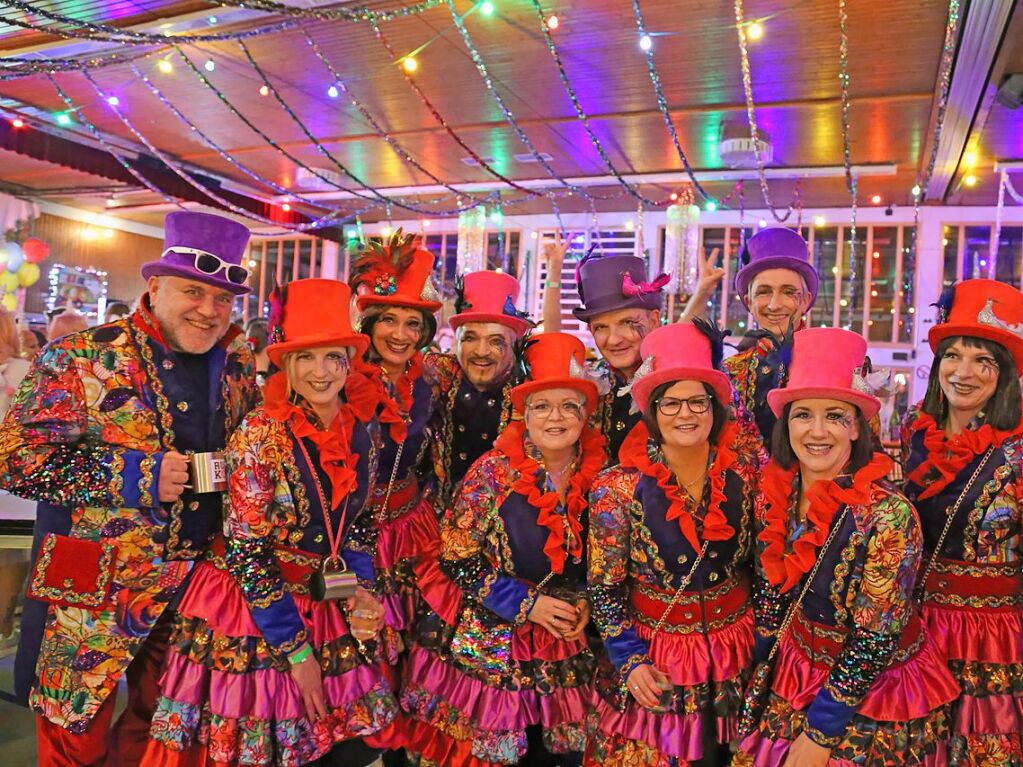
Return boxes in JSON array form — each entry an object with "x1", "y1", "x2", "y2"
[
  {"x1": 266, "y1": 279, "x2": 369, "y2": 367},
  {"x1": 511, "y1": 333, "x2": 598, "y2": 414},
  {"x1": 767, "y1": 327, "x2": 879, "y2": 419},
  {"x1": 350, "y1": 229, "x2": 442, "y2": 313},
  {"x1": 449, "y1": 271, "x2": 531, "y2": 336},
  {"x1": 630, "y1": 323, "x2": 732, "y2": 414},
  {"x1": 929, "y1": 279, "x2": 1023, "y2": 374}
]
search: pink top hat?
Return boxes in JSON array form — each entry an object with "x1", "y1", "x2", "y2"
[
  {"x1": 630, "y1": 323, "x2": 732, "y2": 414},
  {"x1": 449, "y1": 271, "x2": 531, "y2": 336},
  {"x1": 767, "y1": 327, "x2": 879, "y2": 419}
]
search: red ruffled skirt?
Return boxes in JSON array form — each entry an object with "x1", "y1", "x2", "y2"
[
  {"x1": 142, "y1": 552, "x2": 401, "y2": 767},
  {"x1": 585, "y1": 577, "x2": 754, "y2": 766},
  {"x1": 738, "y1": 611, "x2": 958, "y2": 767},
  {"x1": 921, "y1": 558, "x2": 1023, "y2": 763}
]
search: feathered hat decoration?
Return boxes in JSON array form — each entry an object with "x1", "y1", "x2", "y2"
[
  {"x1": 502, "y1": 295, "x2": 536, "y2": 328},
  {"x1": 268, "y1": 282, "x2": 287, "y2": 344},
  {"x1": 933, "y1": 282, "x2": 956, "y2": 325},
  {"x1": 453, "y1": 274, "x2": 472, "y2": 314},
  {"x1": 350, "y1": 228, "x2": 418, "y2": 298},
  {"x1": 514, "y1": 330, "x2": 539, "y2": 383},
  {"x1": 691, "y1": 317, "x2": 728, "y2": 372}
]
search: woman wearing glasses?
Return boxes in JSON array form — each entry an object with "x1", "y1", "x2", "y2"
[
  {"x1": 902, "y1": 279, "x2": 1023, "y2": 765},
  {"x1": 737, "y1": 328, "x2": 956, "y2": 767},
  {"x1": 144, "y1": 280, "x2": 397, "y2": 767},
  {"x1": 584, "y1": 321, "x2": 764, "y2": 766},
  {"x1": 402, "y1": 333, "x2": 604, "y2": 767}
]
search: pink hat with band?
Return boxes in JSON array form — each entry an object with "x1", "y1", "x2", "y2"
[
  {"x1": 767, "y1": 327, "x2": 879, "y2": 419},
  {"x1": 629, "y1": 322, "x2": 732, "y2": 415},
  {"x1": 450, "y1": 271, "x2": 532, "y2": 336}
]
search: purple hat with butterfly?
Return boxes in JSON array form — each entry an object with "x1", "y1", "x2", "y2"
[{"x1": 572, "y1": 251, "x2": 669, "y2": 322}]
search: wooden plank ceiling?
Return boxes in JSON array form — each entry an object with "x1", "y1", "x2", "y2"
[{"x1": 0, "y1": 0, "x2": 1020, "y2": 224}]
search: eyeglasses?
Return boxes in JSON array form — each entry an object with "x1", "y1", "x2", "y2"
[
  {"x1": 164, "y1": 246, "x2": 250, "y2": 286},
  {"x1": 526, "y1": 401, "x2": 585, "y2": 419},
  {"x1": 655, "y1": 395, "x2": 713, "y2": 416}
]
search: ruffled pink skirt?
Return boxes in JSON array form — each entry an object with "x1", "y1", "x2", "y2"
[
  {"x1": 586, "y1": 605, "x2": 753, "y2": 766},
  {"x1": 143, "y1": 561, "x2": 400, "y2": 767},
  {"x1": 738, "y1": 613, "x2": 958, "y2": 767}
]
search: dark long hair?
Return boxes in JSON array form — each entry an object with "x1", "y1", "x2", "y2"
[
  {"x1": 921, "y1": 335, "x2": 1021, "y2": 430},
  {"x1": 642, "y1": 380, "x2": 729, "y2": 446},
  {"x1": 771, "y1": 402, "x2": 875, "y2": 472}
]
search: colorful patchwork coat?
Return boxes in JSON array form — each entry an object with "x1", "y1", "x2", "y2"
[
  {"x1": 0, "y1": 302, "x2": 258, "y2": 730},
  {"x1": 723, "y1": 331, "x2": 792, "y2": 447}
]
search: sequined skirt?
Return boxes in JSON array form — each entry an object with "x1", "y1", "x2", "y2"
[
  {"x1": 143, "y1": 557, "x2": 400, "y2": 767},
  {"x1": 738, "y1": 611, "x2": 959, "y2": 766},
  {"x1": 586, "y1": 577, "x2": 753, "y2": 766},
  {"x1": 922, "y1": 558, "x2": 1023, "y2": 747}
]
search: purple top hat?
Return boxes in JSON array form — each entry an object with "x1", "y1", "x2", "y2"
[
  {"x1": 734, "y1": 227, "x2": 818, "y2": 309},
  {"x1": 572, "y1": 254, "x2": 668, "y2": 322},
  {"x1": 141, "y1": 211, "x2": 252, "y2": 295}
]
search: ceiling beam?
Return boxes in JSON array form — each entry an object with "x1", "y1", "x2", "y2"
[
  {"x1": 271, "y1": 163, "x2": 899, "y2": 202},
  {"x1": 924, "y1": 0, "x2": 1016, "y2": 200}
]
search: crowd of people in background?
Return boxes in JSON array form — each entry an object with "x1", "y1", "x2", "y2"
[{"x1": 0, "y1": 209, "x2": 1019, "y2": 767}]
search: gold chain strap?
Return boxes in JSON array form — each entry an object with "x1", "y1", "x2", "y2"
[
  {"x1": 653, "y1": 540, "x2": 711, "y2": 633},
  {"x1": 915, "y1": 447, "x2": 994, "y2": 600},
  {"x1": 766, "y1": 506, "x2": 850, "y2": 664}
]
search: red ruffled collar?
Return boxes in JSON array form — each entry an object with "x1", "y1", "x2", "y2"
[
  {"x1": 351, "y1": 352, "x2": 425, "y2": 444},
  {"x1": 618, "y1": 420, "x2": 740, "y2": 551},
  {"x1": 263, "y1": 372, "x2": 358, "y2": 507},
  {"x1": 759, "y1": 452, "x2": 893, "y2": 592},
  {"x1": 494, "y1": 420, "x2": 606, "y2": 574},
  {"x1": 906, "y1": 411, "x2": 1023, "y2": 500}
]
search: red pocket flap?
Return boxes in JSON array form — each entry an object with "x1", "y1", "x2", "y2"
[{"x1": 28, "y1": 533, "x2": 117, "y2": 610}]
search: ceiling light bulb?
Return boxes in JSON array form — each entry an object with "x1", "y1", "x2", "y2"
[
  {"x1": 639, "y1": 34, "x2": 652, "y2": 51},
  {"x1": 327, "y1": 85, "x2": 339, "y2": 98},
  {"x1": 158, "y1": 60, "x2": 173, "y2": 74},
  {"x1": 871, "y1": 194, "x2": 882, "y2": 204},
  {"x1": 546, "y1": 15, "x2": 559, "y2": 30},
  {"x1": 259, "y1": 85, "x2": 270, "y2": 96},
  {"x1": 814, "y1": 215, "x2": 826, "y2": 227},
  {"x1": 480, "y1": 1, "x2": 495, "y2": 16},
  {"x1": 964, "y1": 174, "x2": 978, "y2": 187},
  {"x1": 911, "y1": 184, "x2": 921, "y2": 196},
  {"x1": 705, "y1": 201, "x2": 718, "y2": 212},
  {"x1": 402, "y1": 57, "x2": 418, "y2": 73},
  {"x1": 747, "y1": 21, "x2": 764, "y2": 40},
  {"x1": 204, "y1": 60, "x2": 215, "y2": 72},
  {"x1": 56, "y1": 113, "x2": 71, "y2": 125},
  {"x1": 106, "y1": 96, "x2": 119, "y2": 106},
  {"x1": 11, "y1": 117, "x2": 24, "y2": 128}
]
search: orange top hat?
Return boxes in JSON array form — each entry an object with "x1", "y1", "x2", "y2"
[
  {"x1": 266, "y1": 278, "x2": 369, "y2": 367},
  {"x1": 450, "y1": 270, "x2": 532, "y2": 336},
  {"x1": 767, "y1": 327, "x2": 879, "y2": 419},
  {"x1": 511, "y1": 333, "x2": 598, "y2": 414},
  {"x1": 350, "y1": 229, "x2": 442, "y2": 313},
  {"x1": 630, "y1": 322, "x2": 732, "y2": 415},
  {"x1": 929, "y1": 279, "x2": 1023, "y2": 374}
]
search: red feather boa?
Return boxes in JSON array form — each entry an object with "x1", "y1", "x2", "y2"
[
  {"x1": 617, "y1": 420, "x2": 740, "y2": 551},
  {"x1": 493, "y1": 420, "x2": 606, "y2": 575},
  {"x1": 906, "y1": 411, "x2": 1023, "y2": 500},
  {"x1": 759, "y1": 452, "x2": 893, "y2": 592}
]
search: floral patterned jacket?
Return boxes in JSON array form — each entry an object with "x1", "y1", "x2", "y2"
[{"x1": 0, "y1": 304, "x2": 258, "y2": 729}]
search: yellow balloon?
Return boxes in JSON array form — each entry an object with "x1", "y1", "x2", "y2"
[
  {"x1": 1, "y1": 293, "x2": 16, "y2": 311},
  {"x1": 16, "y1": 262, "x2": 40, "y2": 288},
  {"x1": 0, "y1": 272, "x2": 18, "y2": 293}
]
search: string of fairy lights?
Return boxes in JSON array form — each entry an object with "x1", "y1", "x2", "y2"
[
  {"x1": 837, "y1": 0, "x2": 859, "y2": 330},
  {"x1": 0, "y1": 0, "x2": 966, "y2": 286}
]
